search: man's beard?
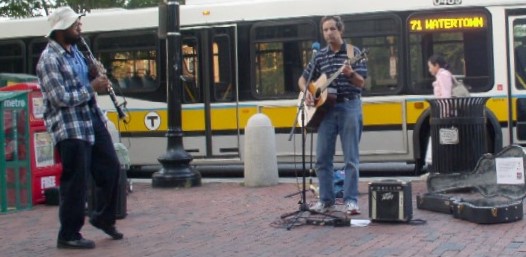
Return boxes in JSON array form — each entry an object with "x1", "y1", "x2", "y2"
[{"x1": 64, "y1": 33, "x2": 81, "y2": 45}]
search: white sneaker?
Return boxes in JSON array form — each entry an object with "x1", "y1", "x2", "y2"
[
  {"x1": 310, "y1": 201, "x2": 335, "y2": 213},
  {"x1": 346, "y1": 201, "x2": 361, "y2": 215}
]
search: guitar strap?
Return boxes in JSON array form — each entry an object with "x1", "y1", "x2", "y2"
[
  {"x1": 324, "y1": 44, "x2": 356, "y2": 95},
  {"x1": 346, "y1": 44, "x2": 355, "y2": 59}
]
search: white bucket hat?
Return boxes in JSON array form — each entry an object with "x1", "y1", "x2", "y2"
[{"x1": 46, "y1": 6, "x2": 85, "y2": 38}]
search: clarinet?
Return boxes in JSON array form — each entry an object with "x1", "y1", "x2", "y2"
[{"x1": 79, "y1": 37, "x2": 127, "y2": 120}]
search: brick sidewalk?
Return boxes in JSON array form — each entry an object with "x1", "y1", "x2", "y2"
[{"x1": 1, "y1": 178, "x2": 526, "y2": 257}]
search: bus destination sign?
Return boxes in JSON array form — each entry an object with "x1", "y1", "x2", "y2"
[{"x1": 409, "y1": 14, "x2": 486, "y2": 32}]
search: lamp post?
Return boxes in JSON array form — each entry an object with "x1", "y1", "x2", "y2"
[{"x1": 152, "y1": 0, "x2": 201, "y2": 188}]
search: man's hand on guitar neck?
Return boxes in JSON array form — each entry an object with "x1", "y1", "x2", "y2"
[
  {"x1": 341, "y1": 62, "x2": 354, "y2": 78},
  {"x1": 342, "y1": 62, "x2": 364, "y2": 88}
]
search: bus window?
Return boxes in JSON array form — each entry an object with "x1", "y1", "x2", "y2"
[
  {"x1": 182, "y1": 38, "x2": 200, "y2": 103},
  {"x1": 212, "y1": 34, "x2": 234, "y2": 102},
  {"x1": 251, "y1": 20, "x2": 318, "y2": 99},
  {"x1": 514, "y1": 21, "x2": 526, "y2": 89},
  {"x1": 29, "y1": 39, "x2": 47, "y2": 74},
  {"x1": 95, "y1": 32, "x2": 158, "y2": 93},
  {"x1": 408, "y1": 10, "x2": 491, "y2": 94},
  {"x1": 0, "y1": 40, "x2": 25, "y2": 74},
  {"x1": 344, "y1": 15, "x2": 402, "y2": 95}
]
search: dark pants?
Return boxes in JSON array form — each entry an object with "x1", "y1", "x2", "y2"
[{"x1": 57, "y1": 115, "x2": 120, "y2": 241}]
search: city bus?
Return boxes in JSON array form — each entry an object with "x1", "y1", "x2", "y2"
[{"x1": 1, "y1": 0, "x2": 525, "y2": 175}]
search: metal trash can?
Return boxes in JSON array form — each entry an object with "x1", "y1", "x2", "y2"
[
  {"x1": 87, "y1": 143, "x2": 130, "y2": 219},
  {"x1": 427, "y1": 97, "x2": 489, "y2": 174},
  {"x1": 87, "y1": 168, "x2": 127, "y2": 219}
]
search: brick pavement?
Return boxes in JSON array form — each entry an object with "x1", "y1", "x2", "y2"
[{"x1": 1, "y1": 177, "x2": 526, "y2": 257}]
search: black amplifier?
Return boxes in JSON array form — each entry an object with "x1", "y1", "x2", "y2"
[{"x1": 369, "y1": 180, "x2": 412, "y2": 222}]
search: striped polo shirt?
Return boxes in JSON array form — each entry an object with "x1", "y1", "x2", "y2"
[{"x1": 302, "y1": 42, "x2": 367, "y2": 97}]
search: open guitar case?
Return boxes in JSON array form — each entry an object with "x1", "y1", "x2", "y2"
[{"x1": 417, "y1": 145, "x2": 526, "y2": 224}]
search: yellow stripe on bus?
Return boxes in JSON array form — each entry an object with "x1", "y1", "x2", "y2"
[
  {"x1": 107, "y1": 96, "x2": 513, "y2": 133},
  {"x1": 363, "y1": 102, "x2": 404, "y2": 125}
]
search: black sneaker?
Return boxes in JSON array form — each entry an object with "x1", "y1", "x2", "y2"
[
  {"x1": 57, "y1": 238, "x2": 95, "y2": 249},
  {"x1": 90, "y1": 219, "x2": 123, "y2": 240}
]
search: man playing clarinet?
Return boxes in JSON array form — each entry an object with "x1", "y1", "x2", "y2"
[{"x1": 36, "y1": 6, "x2": 123, "y2": 250}]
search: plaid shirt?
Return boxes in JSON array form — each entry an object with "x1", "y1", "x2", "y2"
[
  {"x1": 36, "y1": 40, "x2": 105, "y2": 145},
  {"x1": 302, "y1": 42, "x2": 368, "y2": 96}
]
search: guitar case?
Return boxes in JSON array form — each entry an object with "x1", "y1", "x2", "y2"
[
  {"x1": 422, "y1": 145, "x2": 526, "y2": 224},
  {"x1": 451, "y1": 197, "x2": 523, "y2": 224},
  {"x1": 427, "y1": 145, "x2": 526, "y2": 200},
  {"x1": 416, "y1": 192, "x2": 457, "y2": 214}
]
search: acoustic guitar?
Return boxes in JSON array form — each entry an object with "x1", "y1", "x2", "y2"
[{"x1": 297, "y1": 49, "x2": 368, "y2": 128}]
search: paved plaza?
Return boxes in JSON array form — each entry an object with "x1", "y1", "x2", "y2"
[{"x1": 1, "y1": 177, "x2": 526, "y2": 257}]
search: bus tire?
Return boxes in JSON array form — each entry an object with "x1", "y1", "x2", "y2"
[
  {"x1": 413, "y1": 109, "x2": 431, "y2": 176},
  {"x1": 484, "y1": 108, "x2": 502, "y2": 154},
  {"x1": 413, "y1": 158, "x2": 425, "y2": 176}
]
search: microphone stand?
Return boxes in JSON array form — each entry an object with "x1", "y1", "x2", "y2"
[
  {"x1": 281, "y1": 46, "x2": 341, "y2": 230},
  {"x1": 287, "y1": 41, "x2": 319, "y2": 142},
  {"x1": 284, "y1": 48, "x2": 317, "y2": 199}
]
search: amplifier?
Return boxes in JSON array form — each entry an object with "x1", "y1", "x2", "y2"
[{"x1": 369, "y1": 180, "x2": 412, "y2": 222}]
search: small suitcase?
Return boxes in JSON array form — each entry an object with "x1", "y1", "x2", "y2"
[
  {"x1": 369, "y1": 180, "x2": 412, "y2": 222},
  {"x1": 451, "y1": 198, "x2": 523, "y2": 224}
]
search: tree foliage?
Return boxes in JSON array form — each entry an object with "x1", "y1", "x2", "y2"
[
  {"x1": 0, "y1": 0, "x2": 182, "y2": 18},
  {"x1": 126, "y1": 0, "x2": 165, "y2": 9},
  {"x1": 0, "y1": 0, "x2": 47, "y2": 17}
]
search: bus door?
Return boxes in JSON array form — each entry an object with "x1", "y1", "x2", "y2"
[
  {"x1": 181, "y1": 25, "x2": 239, "y2": 159},
  {"x1": 508, "y1": 14, "x2": 526, "y2": 145}
]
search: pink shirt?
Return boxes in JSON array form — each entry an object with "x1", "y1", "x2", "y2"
[{"x1": 432, "y1": 68, "x2": 453, "y2": 98}]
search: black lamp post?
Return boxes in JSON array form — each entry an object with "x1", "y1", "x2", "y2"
[{"x1": 152, "y1": 0, "x2": 201, "y2": 188}]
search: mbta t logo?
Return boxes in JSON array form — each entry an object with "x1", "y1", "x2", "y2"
[{"x1": 434, "y1": 0, "x2": 462, "y2": 5}]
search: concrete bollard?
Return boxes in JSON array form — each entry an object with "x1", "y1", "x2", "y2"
[{"x1": 243, "y1": 113, "x2": 279, "y2": 187}]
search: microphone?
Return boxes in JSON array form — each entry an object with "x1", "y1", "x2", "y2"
[{"x1": 311, "y1": 42, "x2": 320, "y2": 54}]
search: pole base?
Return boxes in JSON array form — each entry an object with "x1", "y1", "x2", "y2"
[
  {"x1": 153, "y1": 146, "x2": 202, "y2": 188},
  {"x1": 152, "y1": 167, "x2": 201, "y2": 188}
]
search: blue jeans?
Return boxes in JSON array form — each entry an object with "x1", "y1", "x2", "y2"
[{"x1": 316, "y1": 98, "x2": 363, "y2": 205}]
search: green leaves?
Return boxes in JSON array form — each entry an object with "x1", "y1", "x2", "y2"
[
  {"x1": 0, "y1": 0, "x2": 46, "y2": 18},
  {"x1": 0, "y1": 0, "x2": 184, "y2": 18}
]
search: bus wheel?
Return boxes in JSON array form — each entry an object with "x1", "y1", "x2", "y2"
[
  {"x1": 413, "y1": 135, "x2": 430, "y2": 176},
  {"x1": 484, "y1": 109, "x2": 502, "y2": 154},
  {"x1": 413, "y1": 159, "x2": 425, "y2": 176},
  {"x1": 414, "y1": 128, "x2": 431, "y2": 176},
  {"x1": 413, "y1": 110, "x2": 431, "y2": 176}
]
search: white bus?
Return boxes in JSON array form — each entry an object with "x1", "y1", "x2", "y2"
[{"x1": 1, "y1": 0, "x2": 525, "y2": 175}]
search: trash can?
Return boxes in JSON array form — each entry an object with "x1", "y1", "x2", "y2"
[
  {"x1": 427, "y1": 97, "x2": 489, "y2": 174},
  {"x1": 87, "y1": 168, "x2": 128, "y2": 219},
  {"x1": 87, "y1": 142, "x2": 130, "y2": 219}
]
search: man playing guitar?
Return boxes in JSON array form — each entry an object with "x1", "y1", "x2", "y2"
[{"x1": 298, "y1": 15, "x2": 368, "y2": 215}]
